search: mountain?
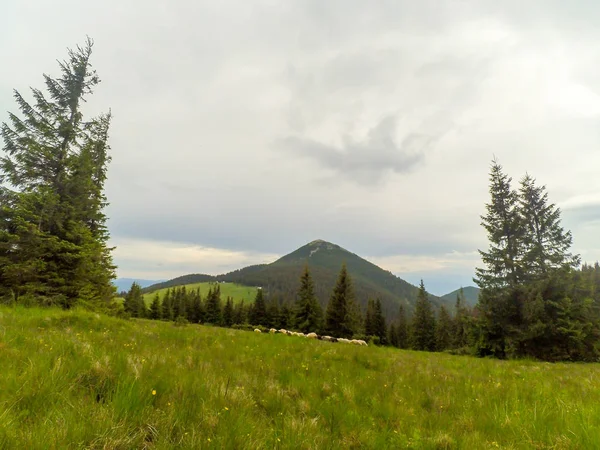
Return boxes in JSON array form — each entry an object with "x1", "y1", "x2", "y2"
[
  {"x1": 144, "y1": 239, "x2": 449, "y2": 318},
  {"x1": 441, "y1": 286, "x2": 480, "y2": 307},
  {"x1": 140, "y1": 273, "x2": 216, "y2": 294},
  {"x1": 113, "y1": 278, "x2": 166, "y2": 293}
]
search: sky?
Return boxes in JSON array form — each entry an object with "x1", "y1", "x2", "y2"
[{"x1": 2, "y1": 1, "x2": 600, "y2": 295}]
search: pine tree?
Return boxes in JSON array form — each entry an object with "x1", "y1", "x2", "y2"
[
  {"x1": 222, "y1": 297, "x2": 234, "y2": 327},
  {"x1": 324, "y1": 264, "x2": 355, "y2": 338},
  {"x1": 149, "y1": 293, "x2": 162, "y2": 320},
  {"x1": 124, "y1": 282, "x2": 146, "y2": 318},
  {"x1": 233, "y1": 299, "x2": 247, "y2": 325},
  {"x1": 364, "y1": 298, "x2": 376, "y2": 337},
  {"x1": 396, "y1": 304, "x2": 409, "y2": 349},
  {"x1": 0, "y1": 37, "x2": 116, "y2": 306},
  {"x1": 388, "y1": 323, "x2": 399, "y2": 347},
  {"x1": 161, "y1": 289, "x2": 174, "y2": 321},
  {"x1": 452, "y1": 289, "x2": 470, "y2": 349},
  {"x1": 204, "y1": 286, "x2": 222, "y2": 325},
  {"x1": 280, "y1": 302, "x2": 293, "y2": 329},
  {"x1": 294, "y1": 265, "x2": 323, "y2": 333},
  {"x1": 411, "y1": 280, "x2": 436, "y2": 351},
  {"x1": 249, "y1": 289, "x2": 267, "y2": 326},
  {"x1": 373, "y1": 298, "x2": 387, "y2": 344},
  {"x1": 474, "y1": 158, "x2": 523, "y2": 291},
  {"x1": 435, "y1": 305, "x2": 452, "y2": 351},
  {"x1": 519, "y1": 174, "x2": 580, "y2": 280}
]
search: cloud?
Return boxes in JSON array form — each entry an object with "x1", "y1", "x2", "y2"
[
  {"x1": 110, "y1": 238, "x2": 280, "y2": 279},
  {"x1": 279, "y1": 114, "x2": 445, "y2": 184}
]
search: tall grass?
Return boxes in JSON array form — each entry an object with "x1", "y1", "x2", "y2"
[{"x1": 1, "y1": 306, "x2": 599, "y2": 449}]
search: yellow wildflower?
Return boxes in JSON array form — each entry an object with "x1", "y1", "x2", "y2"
[{"x1": 152, "y1": 390, "x2": 156, "y2": 396}]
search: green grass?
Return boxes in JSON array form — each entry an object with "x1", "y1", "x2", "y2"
[
  {"x1": 1, "y1": 306, "x2": 600, "y2": 449},
  {"x1": 142, "y1": 282, "x2": 258, "y2": 306}
]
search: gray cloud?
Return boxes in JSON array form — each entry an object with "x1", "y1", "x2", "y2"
[{"x1": 279, "y1": 114, "x2": 445, "y2": 185}]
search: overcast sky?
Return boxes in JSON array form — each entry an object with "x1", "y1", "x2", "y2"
[{"x1": 2, "y1": 1, "x2": 600, "y2": 295}]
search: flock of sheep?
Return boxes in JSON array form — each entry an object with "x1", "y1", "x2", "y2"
[{"x1": 253, "y1": 327, "x2": 368, "y2": 346}]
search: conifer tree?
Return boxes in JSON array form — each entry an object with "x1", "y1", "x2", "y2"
[
  {"x1": 411, "y1": 280, "x2": 436, "y2": 351},
  {"x1": 474, "y1": 158, "x2": 523, "y2": 291},
  {"x1": 518, "y1": 174, "x2": 580, "y2": 279},
  {"x1": 364, "y1": 298, "x2": 376, "y2": 337},
  {"x1": 373, "y1": 298, "x2": 387, "y2": 344},
  {"x1": 280, "y1": 302, "x2": 293, "y2": 329},
  {"x1": 294, "y1": 265, "x2": 323, "y2": 333},
  {"x1": 267, "y1": 298, "x2": 281, "y2": 329},
  {"x1": 388, "y1": 323, "x2": 399, "y2": 347},
  {"x1": 0, "y1": 37, "x2": 116, "y2": 306},
  {"x1": 149, "y1": 293, "x2": 162, "y2": 320},
  {"x1": 189, "y1": 290, "x2": 203, "y2": 323},
  {"x1": 395, "y1": 304, "x2": 409, "y2": 349},
  {"x1": 222, "y1": 297, "x2": 234, "y2": 327},
  {"x1": 325, "y1": 263, "x2": 355, "y2": 338},
  {"x1": 204, "y1": 286, "x2": 222, "y2": 325},
  {"x1": 435, "y1": 305, "x2": 452, "y2": 351},
  {"x1": 249, "y1": 289, "x2": 267, "y2": 326},
  {"x1": 233, "y1": 299, "x2": 247, "y2": 325},
  {"x1": 452, "y1": 290, "x2": 470, "y2": 349},
  {"x1": 124, "y1": 282, "x2": 146, "y2": 318},
  {"x1": 161, "y1": 289, "x2": 174, "y2": 321}
]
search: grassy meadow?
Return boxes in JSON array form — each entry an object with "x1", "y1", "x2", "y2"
[
  {"x1": 141, "y1": 282, "x2": 258, "y2": 306},
  {"x1": 1, "y1": 306, "x2": 600, "y2": 449}
]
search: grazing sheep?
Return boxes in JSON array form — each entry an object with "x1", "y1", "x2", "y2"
[
  {"x1": 337, "y1": 338, "x2": 350, "y2": 343},
  {"x1": 357, "y1": 340, "x2": 368, "y2": 346},
  {"x1": 269, "y1": 328, "x2": 277, "y2": 334},
  {"x1": 278, "y1": 329, "x2": 287, "y2": 334},
  {"x1": 254, "y1": 329, "x2": 261, "y2": 333},
  {"x1": 306, "y1": 332, "x2": 317, "y2": 339}
]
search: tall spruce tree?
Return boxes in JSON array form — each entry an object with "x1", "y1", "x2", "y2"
[
  {"x1": 364, "y1": 298, "x2": 376, "y2": 337},
  {"x1": 452, "y1": 289, "x2": 470, "y2": 349},
  {"x1": 124, "y1": 282, "x2": 146, "y2": 318},
  {"x1": 294, "y1": 265, "x2": 323, "y2": 333},
  {"x1": 149, "y1": 293, "x2": 161, "y2": 320},
  {"x1": 411, "y1": 280, "x2": 436, "y2": 351},
  {"x1": 249, "y1": 288, "x2": 267, "y2": 326},
  {"x1": 0, "y1": 37, "x2": 115, "y2": 306},
  {"x1": 161, "y1": 289, "x2": 174, "y2": 321},
  {"x1": 222, "y1": 297, "x2": 234, "y2": 327},
  {"x1": 519, "y1": 174, "x2": 580, "y2": 279},
  {"x1": 474, "y1": 159, "x2": 523, "y2": 291},
  {"x1": 204, "y1": 286, "x2": 222, "y2": 325},
  {"x1": 395, "y1": 304, "x2": 409, "y2": 349},
  {"x1": 435, "y1": 305, "x2": 453, "y2": 351},
  {"x1": 373, "y1": 298, "x2": 387, "y2": 344},
  {"x1": 325, "y1": 263, "x2": 356, "y2": 338}
]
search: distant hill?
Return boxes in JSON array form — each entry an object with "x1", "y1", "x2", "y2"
[
  {"x1": 144, "y1": 240, "x2": 450, "y2": 318},
  {"x1": 113, "y1": 278, "x2": 165, "y2": 293},
  {"x1": 142, "y1": 282, "x2": 258, "y2": 306},
  {"x1": 441, "y1": 286, "x2": 480, "y2": 307},
  {"x1": 140, "y1": 274, "x2": 216, "y2": 294}
]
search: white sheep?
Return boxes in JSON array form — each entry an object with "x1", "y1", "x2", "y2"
[
  {"x1": 337, "y1": 338, "x2": 350, "y2": 343},
  {"x1": 269, "y1": 328, "x2": 277, "y2": 334},
  {"x1": 306, "y1": 332, "x2": 318, "y2": 339},
  {"x1": 254, "y1": 329, "x2": 261, "y2": 333},
  {"x1": 278, "y1": 329, "x2": 287, "y2": 334}
]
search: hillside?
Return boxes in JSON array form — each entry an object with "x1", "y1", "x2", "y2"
[
  {"x1": 145, "y1": 240, "x2": 448, "y2": 318},
  {"x1": 142, "y1": 282, "x2": 258, "y2": 306},
  {"x1": 441, "y1": 286, "x2": 480, "y2": 307},
  {"x1": 2, "y1": 306, "x2": 600, "y2": 448},
  {"x1": 113, "y1": 278, "x2": 165, "y2": 292}
]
